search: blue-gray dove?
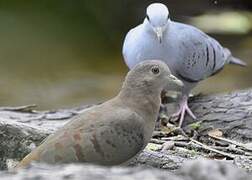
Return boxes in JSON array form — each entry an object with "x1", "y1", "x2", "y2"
[
  {"x1": 122, "y1": 3, "x2": 246, "y2": 127},
  {"x1": 16, "y1": 60, "x2": 183, "y2": 168}
]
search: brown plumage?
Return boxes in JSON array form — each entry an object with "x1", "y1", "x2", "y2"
[{"x1": 16, "y1": 60, "x2": 183, "y2": 169}]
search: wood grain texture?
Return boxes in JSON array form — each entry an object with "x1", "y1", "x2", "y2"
[{"x1": 1, "y1": 89, "x2": 252, "y2": 170}]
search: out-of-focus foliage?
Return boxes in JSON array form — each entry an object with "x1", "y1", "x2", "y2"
[{"x1": 0, "y1": 0, "x2": 251, "y2": 109}]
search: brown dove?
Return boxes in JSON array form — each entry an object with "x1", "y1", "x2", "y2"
[{"x1": 16, "y1": 60, "x2": 183, "y2": 168}]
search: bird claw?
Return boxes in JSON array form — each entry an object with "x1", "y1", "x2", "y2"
[{"x1": 170, "y1": 97, "x2": 196, "y2": 127}]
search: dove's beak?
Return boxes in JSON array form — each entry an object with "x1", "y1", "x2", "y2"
[
  {"x1": 154, "y1": 27, "x2": 163, "y2": 43},
  {"x1": 165, "y1": 74, "x2": 184, "y2": 91}
]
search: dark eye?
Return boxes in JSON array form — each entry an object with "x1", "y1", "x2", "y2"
[
  {"x1": 151, "y1": 66, "x2": 160, "y2": 74},
  {"x1": 146, "y1": 15, "x2": 150, "y2": 21}
]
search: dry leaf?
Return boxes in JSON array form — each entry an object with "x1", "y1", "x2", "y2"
[{"x1": 208, "y1": 129, "x2": 223, "y2": 137}]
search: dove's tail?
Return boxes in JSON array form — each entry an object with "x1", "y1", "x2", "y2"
[
  {"x1": 229, "y1": 57, "x2": 247, "y2": 67},
  {"x1": 224, "y1": 48, "x2": 247, "y2": 67}
]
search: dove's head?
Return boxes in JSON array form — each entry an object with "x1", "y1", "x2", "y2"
[
  {"x1": 121, "y1": 60, "x2": 183, "y2": 96},
  {"x1": 145, "y1": 3, "x2": 170, "y2": 43}
]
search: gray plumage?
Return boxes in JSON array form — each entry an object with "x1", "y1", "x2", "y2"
[
  {"x1": 17, "y1": 60, "x2": 183, "y2": 168},
  {"x1": 122, "y1": 3, "x2": 246, "y2": 126}
]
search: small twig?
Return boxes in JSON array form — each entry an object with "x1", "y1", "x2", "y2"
[
  {"x1": 151, "y1": 137, "x2": 215, "y2": 154},
  {"x1": 174, "y1": 141, "x2": 191, "y2": 148},
  {"x1": 0, "y1": 104, "x2": 37, "y2": 113},
  {"x1": 150, "y1": 138, "x2": 166, "y2": 144},
  {"x1": 161, "y1": 135, "x2": 189, "y2": 141},
  {"x1": 190, "y1": 138, "x2": 236, "y2": 159},
  {"x1": 209, "y1": 135, "x2": 252, "y2": 152},
  {"x1": 175, "y1": 141, "x2": 214, "y2": 153},
  {"x1": 211, "y1": 146, "x2": 247, "y2": 155}
]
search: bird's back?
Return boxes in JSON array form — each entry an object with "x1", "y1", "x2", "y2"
[{"x1": 17, "y1": 99, "x2": 147, "y2": 168}]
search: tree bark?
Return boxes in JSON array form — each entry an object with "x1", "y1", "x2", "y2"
[
  {"x1": 184, "y1": 89, "x2": 252, "y2": 142},
  {"x1": 1, "y1": 159, "x2": 251, "y2": 180},
  {"x1": 0, "y1": 89, "x2": 252, "y2": 171}
]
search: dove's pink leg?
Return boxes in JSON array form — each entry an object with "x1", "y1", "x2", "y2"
[{"x1": 172, "y1": 95, "x2": 196, "y2": 127}]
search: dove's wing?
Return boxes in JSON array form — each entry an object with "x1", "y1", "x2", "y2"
[
  {"x1": 17, "y1": 103, "x2": 146, "y2": 167},
  {"x1": 172, "y1": 22, "x2": 227, "y2": 82}
]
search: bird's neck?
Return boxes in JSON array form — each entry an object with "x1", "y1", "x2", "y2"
[
  {"x1": 119, "y1": 85, "x2": 161, "y2": 141},
  {"x1": 143, "y1": 19, "x2": 170, "y2": 36},
  {"x1": 118, "y1": 82, "x2": 161, "y2": 120}
]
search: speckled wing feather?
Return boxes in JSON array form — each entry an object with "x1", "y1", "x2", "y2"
[{"x1": 173, "y1": 22, "x2": 227, "y2": 82}]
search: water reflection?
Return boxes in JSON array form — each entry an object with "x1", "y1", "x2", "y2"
[{"x1": 0, "y1": 1, "x2": 251, "y2": 109}]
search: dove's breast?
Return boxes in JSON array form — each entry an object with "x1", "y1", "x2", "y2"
[{"x1": 122, "y1": 24, "x2": 179, "y2": 71}]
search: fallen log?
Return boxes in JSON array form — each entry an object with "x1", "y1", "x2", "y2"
[
  {"x1": 1, "y1": 159, "x2": 251, "y2": 180},
  {"x1": 0, "y1": 89, "x2": 252, "y2": 171}
]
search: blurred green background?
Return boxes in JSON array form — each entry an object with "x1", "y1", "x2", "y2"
[{"x1": 0, "y1": 0, "x2": 251, "y2": 109}]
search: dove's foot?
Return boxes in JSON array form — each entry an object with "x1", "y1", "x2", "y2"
[{"x1": 171, "y1": 95, "x2": 196, "y2": 127}]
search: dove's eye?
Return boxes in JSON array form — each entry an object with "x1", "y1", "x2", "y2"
[
  {"x1": 151, "y1": 66, "x2": 160, "y2": 74},
  {"x1": 146, "y1": 15, "x2": 150, "y2": 21}
]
